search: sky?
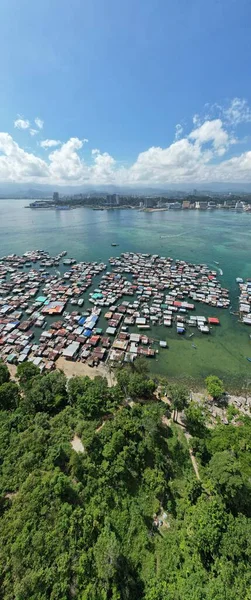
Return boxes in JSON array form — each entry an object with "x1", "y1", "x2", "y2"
[{"x1": 0, "y1": 0, "x2": 251, "y2": 188}]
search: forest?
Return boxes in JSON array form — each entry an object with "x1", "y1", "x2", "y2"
[{"x1": 0, "y1": 358, "x2": 251, "y2": 600}]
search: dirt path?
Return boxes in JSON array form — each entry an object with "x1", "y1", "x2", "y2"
[{"x1": 184, "y1": 431, "x2": 201, "y2": 480}]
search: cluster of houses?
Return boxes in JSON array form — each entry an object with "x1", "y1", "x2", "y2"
[
  {"x1": 0, "y1": 250, "x2": 230, "y2": 370},
  {"x1": 237, "y1": 278, "x2": 251, "y2": 326}
]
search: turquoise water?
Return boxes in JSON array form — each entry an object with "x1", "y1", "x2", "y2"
[{"x1": 1, "y1": 199, "x2": 251, "y2": 389}]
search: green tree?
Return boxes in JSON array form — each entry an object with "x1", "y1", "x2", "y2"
[
  {"x1": 94, "y1": 522, "x2": 120, "y2": 586},
  {"x1": 132, "y1": 357, "x2": 150, "y2": 376},
  {"x1": 117, "y1": 367, "x2": 156, "y2": 400},
  {"x1": 205, "y1": 375, "x2": 224, "y2": 400},
  {"x1": 27, "y1": 370, "x2": 68, "y2": 414},
  {"x1": 0, "y1": 381, "x2": 20, "y2": 410},
  {"x1": 16, "y1": 361, "x2": 40, "y2": 388},
  {"x1": 77, "y1": 376, "x2": 114, "y2": 418},
  {"x1": 67, "y1": 375, "x2": 92, "y2": 405},
  {"x1": 185, "y1": 401, "x2": 207, "y2": 436},
  {"x1": 189, "y1": 494, "x2": 228, "y2": 568},
  {"x1": 144, "y1": 579, "x2": 169, "y2": 600},
  {"x1": 0, "y1": 361, "x2": 10, "y2": 386},
  {"x1": 169, "y1": 383, "x2": 189, "y2": 421},
  {"x1": 206, "y1": 451, "x2": 248, "y2": 513}
]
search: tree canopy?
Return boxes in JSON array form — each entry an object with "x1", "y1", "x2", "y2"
[
  {"x1": 205, "y1": 375, "x2": 225, "y2": 400},
  {"x1": 0, "y1": 364, "x2": 250, "y2": 599}
]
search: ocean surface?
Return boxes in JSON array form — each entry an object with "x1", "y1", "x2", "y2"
[{"x1": 1, "y1": 199, "x2": 251, "y2": 390}]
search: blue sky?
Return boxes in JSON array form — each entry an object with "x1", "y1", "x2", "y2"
[{"x1": 0, "y1": 0, "x2": 251, "y2": 187}]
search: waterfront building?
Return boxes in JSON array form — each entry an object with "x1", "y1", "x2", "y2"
[
  {"x1": 195, "y1": 201, "x2": 208, "y2": 209},
  {"x1": 168, "y1": 202, "x2": 181, "y2": 209},
  {"x1": 182, "y1": 200, "x2": 191, "y2": 209}
]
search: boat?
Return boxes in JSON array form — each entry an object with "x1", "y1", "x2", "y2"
[
  {"x1": 188, "y1": 333, "x2": 194, "y2": 338},
  {"x1": 192, "y1": 343, "x2": 197, "y2": 349},
  {"x1": 111, "y1": 243, "x2": 119, "y2": 247},
  {"x1": 246, "y1": 357, "x2": 251, "y2": 363},
  {"x1": 214, "y1": 261, "x2": 219, "y2": 265}
]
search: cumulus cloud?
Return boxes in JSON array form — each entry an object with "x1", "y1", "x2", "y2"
[
  {"x1": 14, "y1": 117, "x2": 30, "y2": 130},
  {"x1": 3, "y1": 100, "x2": 251, "y2": 186},
  {"x1": 40, "y1": 139, "x2": 61, "y2": 148},
  {"x1": 48, "y1": 138, "x2": 85, "y2": 181},
  {"x1": 29, "y1": 129, "x2": 39, "y2": 136},
  {"x1": 35, "y1": 117, "x2": 44, "y2": 130},
  {"x1": 0, "y1": 133, "x2": 48, "y2": 181}
]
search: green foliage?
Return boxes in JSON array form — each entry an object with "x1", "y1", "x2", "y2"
[
  {"x1": 0, "y1": 381, "x2": 20, "y2": 410},
  {"x1": 16, "y1": 360, "x2": 40, "y2": 388},
  {"x1": 94, "y1": 522, "x2": 120, "y2": 584},
  {"x1": 0, "y1": 361, "x2": 10, "y2": 386},
  {"x1": 205, "y1": 375, "x2": 225, "y2": 399},
  {"x1": 226, "y1": 403, "x2": 239, "y2": 422},
  {"x1": 117, "y1": 366, "x2": 156, "y2": 400},
  {"x1": 206, "y1": 450, "x2": 248, "y2": 513},
  {"x1": 0, "y1": 368, "x2": 250, "y2": 599},
  {"x1": 27, "y1": 370, "x2": 68, "y2": 414},
  {"x1": 168, "y1": 383, "x2": 189, "y2": 420},
  {"x1": 185, "y1": 401, "x2": 207, "y2": 437},
  {"x1": 144, "y1": 579, "x2": 169, "y2": 600}
]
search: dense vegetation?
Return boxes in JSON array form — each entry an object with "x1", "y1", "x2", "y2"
[{"x1": 0, "y1": 360, "x2": 251, "y2": 599}]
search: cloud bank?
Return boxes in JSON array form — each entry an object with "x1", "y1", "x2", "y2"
[{"x1": 4, "y1": 98, "x2": 251, "y2": 186}]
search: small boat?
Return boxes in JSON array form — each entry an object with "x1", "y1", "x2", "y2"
[
  {"x1": 214, "y1": 261, "x2": 219, "y2": 265},
  {"x1": 111, "y1": 243, "x2": 119, "y2": 247},
  {"x1": 188, "y1": 333, "x2": 194, "y2": 338},
  {"x1": 192, "y1": 343, "x2": 197, "y2": 349},
  {"x1": 246, "y1": 357, "x2": 251, "y2": 363}
]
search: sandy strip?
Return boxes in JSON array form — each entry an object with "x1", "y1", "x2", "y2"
[{"x1": 56, "y1": 356, "x2": 116, "y2": 387}]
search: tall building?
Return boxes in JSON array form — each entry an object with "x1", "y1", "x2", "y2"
[
  {"x1": 53, "y1": 192, "x2": 59, "y2": 202},
  {"x1": 107, "y1": 194, "x2": 120, "y2": 206},
  {"x1": 182, "y1": 200, "x2": 190, "y2": 209}
]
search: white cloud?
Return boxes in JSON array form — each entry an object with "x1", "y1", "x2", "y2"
[
  {"x1": 48, "y1": 137, "x2": 85, "y2": 181},
  {"x1": 83, "y1": 138, "x2": 89, "y2": 143},
  {"x1": 3, "y1": 100, "x2": 251, "y2": 186},
  {"x1": 40, "y1": 139, "x2": 61, "y2": 148},
  {"x1": 14, "y1": 117, "x2": 30, "y2": 130},
  {"x1": 174, "y1": 124, "x2": 183, "y2": 141},
  {"x1": 189, "y1": 119, "x2": 232, "y2": 156},
  {"x1": 35, "y1": 117, "x2": 44, "y2": 130},
  {"x1": 223, "y1": 98, "x2": 251, "y2": 125},
  {"x1": 29, "y1": 129, "x2": 39, "y2": 136},
  {"x1": 0, "y1": 133, "x2": 48, "y2": 181}
]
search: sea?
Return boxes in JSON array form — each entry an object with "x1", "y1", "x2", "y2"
[{"x1": 1, "y1": 198, "x2": 251, "y2": 390}]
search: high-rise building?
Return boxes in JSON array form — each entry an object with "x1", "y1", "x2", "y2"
[
  {"x1": 182, "y1": 200, "x2": 190, "y2": 209},
  {"x1": 53, "y1": 192, "x2": 59, "y2": 202}
]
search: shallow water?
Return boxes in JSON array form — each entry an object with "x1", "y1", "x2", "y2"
[{"x1": 1, "y1": 199, "x2": 251, "y2": 389}]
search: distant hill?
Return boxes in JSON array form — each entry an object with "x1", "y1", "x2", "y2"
[{"x1": 1, "y1": 181, "x2": 251, "y2": 198}]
